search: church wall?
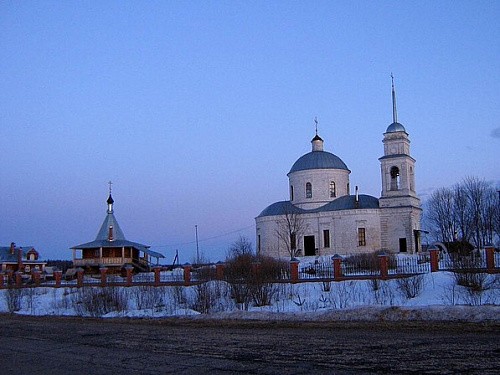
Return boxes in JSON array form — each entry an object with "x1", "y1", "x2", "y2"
[
  {"x1": 380, "y1": 206, "x2": 422, "y2": 253},
  {"x1": 289, "y1": 169, "x2": 350, "y2": 210},
  {"x1": 256, "y1": 208, "x2": 382, "y2": 259}
]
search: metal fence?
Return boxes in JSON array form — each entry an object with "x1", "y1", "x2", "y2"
[{"x1": 439, "y1": 250, "x2": 487, "y2": 271}]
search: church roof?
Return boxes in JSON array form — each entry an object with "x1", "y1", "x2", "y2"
[
  {"x1": 257, "y1": 194, "x2": 379, "y2": 218},
  {"x1": 288, "y1": 151, "x2": 350, "y2": 174}
]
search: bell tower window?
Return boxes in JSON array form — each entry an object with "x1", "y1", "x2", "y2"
[
  {"x1": 329, "y1": 181, "x2": 336, "y2": 198},
  {"x1": 290, "y1": 185, "x2": 294, "y2": 201},
  {"x1": 390, "y1": 166, "x2": 400, "y2": 190}
]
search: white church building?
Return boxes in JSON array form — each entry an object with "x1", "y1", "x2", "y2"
[{"x1": 255, "y1": 80, "x2": 422, "y2": 258}]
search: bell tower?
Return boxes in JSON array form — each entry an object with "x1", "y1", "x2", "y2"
[{"x1": 379, "y1": 76, "x2": 421, "y2": 253}]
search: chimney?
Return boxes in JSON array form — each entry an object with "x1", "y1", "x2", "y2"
[
  {"x1": 18, "y1": 248, "x2": 23, "y2": 270},
  {"x1": 10, "y1": 242, "x2": 15, "y2": 255},
  {"x1": 355, "y1": 186, "x2": 359, "y2": 209}
]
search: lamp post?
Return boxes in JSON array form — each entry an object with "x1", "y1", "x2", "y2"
[{"x1": 195, "y1": 225, "x2": 199, "y2": 265}]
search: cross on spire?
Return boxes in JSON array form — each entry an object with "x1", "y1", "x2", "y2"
[
  {"x1": 314, "y1": 117, "x2": 318, "y2": 135},
  {"x1": 108, "y1": 181, "x2": 113, "y2": 195}
]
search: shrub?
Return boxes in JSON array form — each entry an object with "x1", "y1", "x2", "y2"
[
  {"x1": 189, "y1": 281, "x2": 223, "y2": 314},
  {"x1": 396, "y1": 275, "x2": 424, "y2": 299},
  {"x1": 72, "y1": 287, "x2": 128, "y2": 317}
]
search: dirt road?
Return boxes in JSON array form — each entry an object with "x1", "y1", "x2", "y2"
[{"x1": 0, "y1": 314, "x2": 498, "y2": 374}]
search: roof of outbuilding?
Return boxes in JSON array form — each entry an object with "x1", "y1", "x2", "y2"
[
  {"x1": 257, "y1": 194, "x2": 379, "y2": 218},
  {"x1": 288, "y1": 151, "x2": 350, "y2": 174},
  {"x1": 70, "y1": 239, "x2": 164, "y2": 258},
  {"x1": 0, "y1": 246, "x2": 36, "y2": 262},
  {"x1": 70, "y1": 195, "x2": 165, "y2": 259}
]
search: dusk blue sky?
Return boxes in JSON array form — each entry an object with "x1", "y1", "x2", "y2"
[{"x1": 1, "y1": 2, "x2": 499, "y2": 262}]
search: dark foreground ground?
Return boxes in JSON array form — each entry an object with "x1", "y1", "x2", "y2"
[{"x1": 0, "y1": 314, "x2": 498, "y2": 374}]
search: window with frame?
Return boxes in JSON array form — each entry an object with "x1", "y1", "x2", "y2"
[
  {"x1": 358, "y1": 228, "x2": 366, "y2": 246},
  {"x1": 329, "y1": 181, "x2": 336, "y2": 198},
  {"x1": 323, "y1": 229, "x2": 330, "y2": 248},
  {"x1": 306, "y1": 182, "x2": 312, "y2": 198}
]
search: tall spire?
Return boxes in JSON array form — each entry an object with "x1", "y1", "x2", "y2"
[{"x1": 391, "y1": 73, "x2": 398, "y2": 123}]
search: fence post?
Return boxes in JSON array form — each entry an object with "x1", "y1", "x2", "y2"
[
  {"x1": 429, "y1": 246, "x2": 440, "y2": 272},
  {"x1": 153, "y1": 266, "x2": 162, "y2": 286},
  {"x1": 99, "y1": 267, "x2": 108, "y2": 287},
  {"x1": 6, "y1": 270, "x2": 13, "y2": 286},
  {"x1": 216, "y1": 262, "x2": 225, "y2": 281},
  {"x1": 183, "y1": 263, "x2": 191, "y2": 286},
  {"x1": 76, "y1": 268, "x2": 84, "y2": 288},
  {"x1": 54, "y1": 270, "x2": 62, "y2": 288},
  {"x1": 379, "y1": 252, "x2": 388, "y2": 280},
  {"x1": 125, "y1": 265, "x2": 134, "y2": 286},
  {"x1": 15, "y1": 271, "x2": 23, "y2": 287},
  {"x1": 252, "y1": 261, "x2": 261, "y2": 277},
  {"x1": 332, "y1": 254, "x2": 343, "y2": 281},
  {"x1": 485, "y1": 244, "x2": 495, "y2": 272},
  {"x1": 33, "y1": 270, "x2": 41, "y2": 287},
  {"x1": 290, "y1": 258, "x2": 299, "y2": 283}
]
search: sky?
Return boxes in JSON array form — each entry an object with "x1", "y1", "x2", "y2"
[{"x1": 1, "y1": 1, "x2": 499, "y2": 262}]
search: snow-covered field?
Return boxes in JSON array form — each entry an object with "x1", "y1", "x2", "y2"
[{"x1": 1, "y1": 271, "x2": 498, "y2": 322}]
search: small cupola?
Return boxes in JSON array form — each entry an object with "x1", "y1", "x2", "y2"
[
  {"x1": 107, "y1": 194, "x2": 114, "y2": 213},
  {"x1": 311, "y1": 134, "x2": 324, "y2": 152},
  {"x1": 311, "y1": 117, "x2": 324, "y2": 151}
]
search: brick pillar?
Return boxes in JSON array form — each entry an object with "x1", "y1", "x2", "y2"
[
  {"x1": 33, "y1": 270, "x2": 41, "y2": 287},
  {"x1": 100, "y1": 267, "x2": 108, "y2": 287},
  {"x1": 216, "y1": 262, "x2": 224, "y2": 281},
  {"x1": 332, "y1": 254, "x2": 343, "y2": 281},
  {"x1": 153, "y1": 266, "x2": 162, "y2": 286},
  {"x1": 485, "y1": 245, "x2": 495, "y2": 272},
  {"x1": 290, "y1": 259, "x2": 299, "y2": 283},
  {"x1": 5, "y1": 270, "x2": 13, "y2": 286},
  {"x1": 252, "y1": 261, "x2": 261, "y2": 277},
  {"x1": 429, "y1": 247, "x2": 440, "y2": 272},
  {"x1": 15, "y1": 271, "x2": 23, "y2": 287},
  {"x1": 0, "y1": 273, "x2": 4, "y2": 288},
  {"x1": 54, "y1": 270, "x2": 62, "y2": 288},
  {"x1": 379, "y1": 253, "x2": 388, "y2": 280},
  {"x1": 183, "y1": 263, "x2": 191, "y2": 286},
  {"x1": 125, "y1": 265, "x2": 134, "y2": 286},
  {"x1": 76, "y1": 268, "x2": 84, "y2": 288}
]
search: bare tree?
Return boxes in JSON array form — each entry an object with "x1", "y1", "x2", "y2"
[
  {"x1": 425, "y1": 177, "x2": 499, "y2": 248},
  {"x1": 226, "y1": 236, "x2": 253, "y2": 258},
  {"x1": 275, "y1": 208, "x2": 306, "y2": 259}
]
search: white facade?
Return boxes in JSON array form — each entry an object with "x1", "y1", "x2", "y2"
[{"x1": 255, "y1": 85, "x2": 422, "y2": 258}]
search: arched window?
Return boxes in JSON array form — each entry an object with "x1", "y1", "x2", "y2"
[
  {"x1": 306, "y1": 182, "x2": 312, "y2": 198},
  {"x1": 390, "y1": 166, "x2": 400, "y2": 190},
  {"x1": 329, "y1": 181, "x2": 336, "y2": 198}
]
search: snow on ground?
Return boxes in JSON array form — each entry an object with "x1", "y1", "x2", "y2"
[{"x1": 0, "y1": 271, "x2": 498, "y2": 322}]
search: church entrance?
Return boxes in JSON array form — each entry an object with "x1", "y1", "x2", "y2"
[{"x1": 304, "y1": 236, "x2": 316, "y2": 256}]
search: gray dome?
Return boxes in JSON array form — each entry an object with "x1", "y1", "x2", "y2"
[
  {"x1": 288, "y1": 151, "x2": 349, "y2": 174},
  {"x1": 386, "y1": 122, "x2": 406, "y2": 133}
]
